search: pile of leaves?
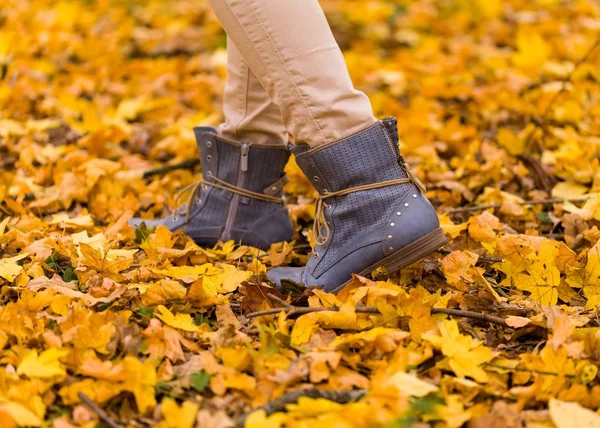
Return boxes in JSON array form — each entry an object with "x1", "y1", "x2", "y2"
[{"x1": 1, "y1": 0, "x2": 600, "y2": 426}]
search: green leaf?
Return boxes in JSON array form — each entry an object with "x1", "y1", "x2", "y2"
[
  {"x1": 137, "y1": 307, "x2": 154, "y2": 318},
  {"x1": 537, "y1": 211, "x2": 552, "y2": 224},
  {"x1": 45, "y1": 252, "x2": 60, "y2": 270},
  {"x1": 62, "y1": 266, "x2": 77, "y2": 283},
  {"x1": 135, "y1": 222, "x2": 155, "y2": 244},
  {"x1": 194, "y1": 313, "x2": 212, "y2": 326},
  {"x1": 191, "y1": 370, "x2": 210, "y2": 393}
]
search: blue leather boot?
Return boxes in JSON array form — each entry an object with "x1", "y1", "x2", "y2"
[
  {"x1": 268, "y1": 118, "x2": 446, "y2": 293},
  {"x1": 130, "y1": 127, "x2": 293, "y2": 250}
]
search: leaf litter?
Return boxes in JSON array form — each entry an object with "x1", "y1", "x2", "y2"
[{"x1": 1, "y1": 0, "x2": 600, "y2": 426}]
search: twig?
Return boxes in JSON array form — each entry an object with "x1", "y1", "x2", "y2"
[
  {"x1": 446, "y1": 195, "x2": 591, "y2": 214},
  {"x1": 77, "y1": 392, "x2": 121, "y2": 428},
  {"x1": 142, "y1": 158, "x2": 199, "y2": 179},
  {"x1": 430, "y1": 308, "x2": 507, "y2": 326},
  {"x1": 485, "y1": 363, "x2": 575, "y2": 378},
  {"x1": 267, "y1": 293, "x2": 292, "y2": 307},
  {"x1": 248, "y1": 303, "x2": 509, "y2": 327},
  {"x1": 236, "y1": 388, "x2": 367, "y2": 427},
  {"x1": 436, "y1": 248, "x2": 503, "y2": 263}
]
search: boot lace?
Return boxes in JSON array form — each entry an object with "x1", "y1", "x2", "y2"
[
  {"x1": 172, "y1": 173, "x2": 284, "y2": 223},
  {"x1": 312, "y1": 173, "x2": 424, "y2": 252}
]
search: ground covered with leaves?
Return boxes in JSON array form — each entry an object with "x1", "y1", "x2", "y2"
[{"x1": 1, "y1": 0, "x2": 600, "y2": 426}]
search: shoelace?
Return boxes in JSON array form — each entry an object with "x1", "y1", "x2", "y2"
[
  {"x1": 312, "y1": 177, "x2": 414, "y2": 248},
  {"x1": 172, "y1": 173, "x2": 283, "y2": 222}
]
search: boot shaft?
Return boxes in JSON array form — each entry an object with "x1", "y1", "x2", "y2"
[
  {"x1": 193, "y1": 126, "x2": 289, "y2": 195},
  {"x1": 290, "y1": 118, "x2": 409, "y2": 195}
]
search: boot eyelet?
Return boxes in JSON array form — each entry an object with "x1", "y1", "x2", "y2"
[
  {"x1": 196, "y1": 198, "x2": 202, "y2": 204},
  {"x1": 326, "y1": 204, "x2": 332, "y2": 211},
  {"x1": 404, "y1": 202, "x2": 409, "y2": 207},
  {"x1": 206, "y1": 155, "x2": 212, "y2": 161},
  {"x1": 397, "y1": 212, "x2": 401, "y2": 216},
  {"x1": 413, "y1": 194, "x2": 418, "y2": 198},
  {"x1": 206, "y1": 171, "x2": 212, "y2": 177},
  {"x1": 388, "y1": 235, "x2": 393, "y2": 240},
  {"x1": 206, "y1": 141, "x2": 212, "y2": 148},
  {"x1": 313, "y1": 176, "x2": 319, "y2": 182},
  {"x1": 313, "y1": 252, "x2": 319, "y2": 258},
  {"x1": 390, "y1": 223, "x2": 395, "y2": 227},
  {"x1": 388, "y1": 247, "x2": 394, "y2": 252}
]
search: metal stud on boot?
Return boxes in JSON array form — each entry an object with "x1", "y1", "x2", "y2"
[
  {"x1": 130, "y1": 127, "x2": 293, "y2": 250},
  {"x1": 268, "y1": 118, "x2": 446, "y2": 293}
]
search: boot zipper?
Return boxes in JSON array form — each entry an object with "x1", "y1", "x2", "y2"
[{"x1": 222, "y1": 142, "x2": 250, "y2": 241}]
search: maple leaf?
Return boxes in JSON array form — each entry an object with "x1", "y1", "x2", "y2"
[
  {"x1": 17, "y1": 348, "x2": 69, "y2": 379},
  {"x1": 0, "y1": 253, "x2": 30, "y2": 282},
  {"x1": 423, "y1": 320, "x2": 494, "y2": 383},
  {"x1": 154, "y1": 305, "x2": 200, "y2": 332},
  {"x1": 0, "y1": 401, "x2": 43, "y2": 427},
  {"x1": 157, "y1": 398, "x2": 199, "y2": 428},
  {"x1": 291, "y1": 301, "x2": 357, "y2": 346}
]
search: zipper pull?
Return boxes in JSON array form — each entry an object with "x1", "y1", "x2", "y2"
[{"x1": 240, "y1": 143, "x2": 250, "y2": 172}]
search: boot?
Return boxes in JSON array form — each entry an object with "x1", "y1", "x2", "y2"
[
  {"x1": 130, "y1": 127, "x2": 294, "y2": 250},
  {"x1": 268, "y1": 118, "x2": 446, "y2": 293}
]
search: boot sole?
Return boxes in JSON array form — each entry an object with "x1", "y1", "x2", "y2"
[{"x1": 330, "y1": 227, "x2": 447, "y2": 294}]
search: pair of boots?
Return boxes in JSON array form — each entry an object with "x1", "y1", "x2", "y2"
[{"x1": 131, "y1": 118, "x2": 446, "y2": 293}]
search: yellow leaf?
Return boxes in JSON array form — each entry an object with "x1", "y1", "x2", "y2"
[
  {"x1": 154, "y1": 305, "x2": 200, "y2": 332},
  {"x1": 17, "y1": 348, "x2": 69, "y2": 378},
  {"x1": 0, "y1": 401, "x2": 43, "y2": 427},
  {"x1": 286, "y1": 397, "x2": 342, "y2": 417},
  {"x1": 0, "y1": 253, "x2": 30, "y2": 282},
  {"x1": 158, "y1": 398, "x2": 199, "y2": 428},
  {"x1": 48, "y1": 213, "x2": 94, "y2": 228},
  {"x1": 386, "y1": 371, "x2": 439, "y2": 397},
  {"x1": 552, "y1": 182, "x2": 588, "y2": 199},
  {"x1": 245, "y1": 409, "x2": 286, "y2": 428},
  {"x1": 151, "y1": 264, "x2": 220, "y2": 283},
  {"x1": 549, "y1": 399, "x2": 600, "y2": 428},
  {"x1": 423, "y1": 320, "x2": 494, "y2": 382},
  {"x1": 123, "y1": 357, "x2": 157, "y2": 414},
  {"x1": 497, "y1": 128, "x2": 524, "y2": 156},
  {"x1": 291, "y1": 301, "x2": 357, "y2": 346}
]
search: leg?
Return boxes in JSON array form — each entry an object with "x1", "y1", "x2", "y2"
[
  {"x1": 205, "y1": 0, "x2": 444, "y2": 292},
  {"x1": 207, "y1": 0, "x2": 376, "y2": 147},
  {"x1": 219, "y1": 37, "x2": 287, "y2": 147}
]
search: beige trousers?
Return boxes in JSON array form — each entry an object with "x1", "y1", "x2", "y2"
[{"x1": 211, "y1": 0, "x2": 376, "y2": 148}]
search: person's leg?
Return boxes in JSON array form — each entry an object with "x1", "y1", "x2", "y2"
[
  {"x1": 129, "y1": 40, "x2": 295, "y2": 249},
  {"x1": 219, "y1": 37, "x2": 287, "y2": 147},
  {"x1": 207, "y1": 0, "x2": 376, "y2": 147},
  {"x1": 205, "y1": 0, "x2": 444, "y2": 292}
]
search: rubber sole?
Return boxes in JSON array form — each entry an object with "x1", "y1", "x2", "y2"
[{"x1": 330, "y1": 227, "x2": 447, "y2": 294}]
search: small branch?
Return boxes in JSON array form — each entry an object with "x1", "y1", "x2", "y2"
[
  {"x1": 236, "y1": 388, "x2": 367, "y2": 427},
  {"x1": 446, "y1": 196, "x2": 591, "y2": 214},
  {"x1": 248, "y1": 303, "x2": 509, "y2": 327},
  {"x1": 78, "y1": 392, "x2": 121, "y2": 428},
  {"x1": 267, "y1": 293, "x2": 292, "y2": 307},
  {"x1": 430, "y1": 308, "x2": 507, "y2": 327},
  {"x1": 436, "y1": 248, "x2": 503, "y2": 263},
  {"x1": 485, "y1": 363, "x2": 575, "y2": 378},
  {"x1": 142, "y1": 158, "x2": 199, "y2": 179}
]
